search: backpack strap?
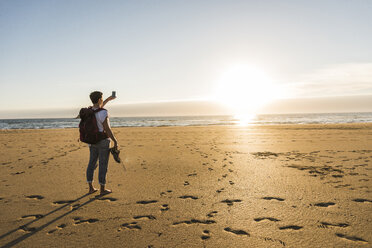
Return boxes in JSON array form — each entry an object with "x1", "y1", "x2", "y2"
[{"x1": 91, "y1": 107, "x2": 107, "y2": 113}]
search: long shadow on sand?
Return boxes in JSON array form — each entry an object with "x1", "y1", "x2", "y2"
[{"x1": 0, "y1": 193, "x2": 101, "y2": 248}]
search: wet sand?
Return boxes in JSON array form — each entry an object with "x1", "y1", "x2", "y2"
[{"x1": 0, "y1": 124, "x2": 371, "y2": 247}]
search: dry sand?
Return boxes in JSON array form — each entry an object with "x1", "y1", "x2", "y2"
[{"x1": 0, "y1": 124, "x2": 371, "y2": 247}]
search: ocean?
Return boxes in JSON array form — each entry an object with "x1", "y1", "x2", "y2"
[{"x1": 0, "y1": 112, "x2": 372, "y2": 130}]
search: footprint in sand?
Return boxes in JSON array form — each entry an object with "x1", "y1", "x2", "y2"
[
  {"x1": 314, "y1": 202, "x2": 335, "y2": 207},
  {"x1": 48, "y1": 223, "x2": 67, "y2": 233},
  {"x1": 120, "y1": 222, "x2": 141, "y2": 230},
  {"x1": 224, "y1": 227, "x2": 250, "y2": 236},
  {"x1": 359, "y1": 179, "x2": 369, "y2": 182},
  {"x1": 262, "y1": 237, "x2": 286, "y2": 247},
  {"x1": 12, "y1": 171, "x2": 25, "y2": 175},
  {"x1": 336, "y1": 233, "x2": 367, "y2": 243},
  {"x1": 201, "y1": 230, "x2": 211, "y2": 240},
  {"x1": 73, "y1": 217, "x2": 99, "y2": 225},
  {"x1": 19, "y1": 225, "x2": 37, "y2": 232},
  {"x1": 279, "y1": 225, "x2": 303, "y2": 230},
  {"x1": 47, "y1": 229, "x2": 57, "y2": 234},
  {"x1": 179, "y1": 195, "x2": 199, "y2": 200},
  {"x1": 21, "y1": 214, "x2": 44, "y2": 219},
  {"x1": 221, "y1": 199, "x2": 242, "y2": 206},
  {"x1": 133, "y1": 215, "x2": 156, "y2": 220},
  {"x1": 27, "y1": 195, "x2": 44, "y2": 200},
  {"x1": 262, "y1": 197, "x2": 285, "y2": 202},
  {"x1": 97, "y1": 197, "x2": 117, "y2": 202},
  {"x1": 53, "y1": 200, "x2": 75, "y2": 205},
  {"x1": 173, "y1": 219, "x2": 216, "y2": 225},
  {"x1": 216, "y1": 188, "x2": 225, "y2": 193},
  {"x1": 57, "y1": 224, "x2": 67, "y2": 229},
  {"x1": 160, "y1": 204, "x2": 170, "y2": 212},
  {"x1": 318, "y1": 222, "x2": 349, "y2": 228},
  {"x1": 254, "y1": 217, "x2": 280, "y2": 222},
  {"x1": 352, "y1": 198, "x2": 372, "y2": 203},
  {"x1": 207, "y1": 211, "x2": 218, "y2": 218},
  {"x1": 334, "y1": 184, "x2": 351, "y2": 188},
  {"x1": 160, "y1": 190, "x2": 173, "y2": 196},
  {"x1": 137, "y1": 200, "x2": 158, "y2": 205}
]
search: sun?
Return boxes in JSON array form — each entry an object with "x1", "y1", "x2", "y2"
[{"x1": 214, "y1": 64, "x2": 282, "y2": 124}]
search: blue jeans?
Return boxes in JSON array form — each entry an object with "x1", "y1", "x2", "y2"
[{"x1": 86, "y1": 139, "x2": 110, "y2": 185}]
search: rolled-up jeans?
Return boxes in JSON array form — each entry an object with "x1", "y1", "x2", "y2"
[{"x1": 86, "y1": 139, "x2": 110, "y2": 185}]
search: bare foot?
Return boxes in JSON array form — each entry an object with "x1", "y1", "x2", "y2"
[{"x1": 100, "y1": 189, "x2": 112, "y2": 195}]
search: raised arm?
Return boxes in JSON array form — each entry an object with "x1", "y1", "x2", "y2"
[
  {"x1": 102, "y1": 96, "x2": 116, "y2": 108},
  {"x1": 103, "y1": 117, "x2": 118, "y2": 148}
]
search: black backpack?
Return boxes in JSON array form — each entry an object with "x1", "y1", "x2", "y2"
[{"x1": 79, "y1": 107, "x2": 108, "y2": 144}]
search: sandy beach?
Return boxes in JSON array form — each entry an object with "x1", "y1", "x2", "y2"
[{"x1": 0, "y1": 124, "x2": 371, "y2": 247}]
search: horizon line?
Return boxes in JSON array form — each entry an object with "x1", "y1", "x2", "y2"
[{"x1": 1, "y1": 111, "x2": 372, "y2": 120}]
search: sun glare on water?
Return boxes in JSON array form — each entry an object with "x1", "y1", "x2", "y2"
[{"x1": 215, "y1": 64, "x2": 283, "y2": 125}]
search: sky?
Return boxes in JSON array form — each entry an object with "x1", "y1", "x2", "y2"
[{"x1": 0, "y1": 0, "x2": 371, "y2": 118}]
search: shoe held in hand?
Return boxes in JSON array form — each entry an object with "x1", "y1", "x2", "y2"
[{"x1": 110, "y1": 147, "x2": 121, "y2": 163}]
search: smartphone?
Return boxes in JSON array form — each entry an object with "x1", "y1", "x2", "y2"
[{"x1": 112, "y1": 91, "x2": 116, "y2": 97}]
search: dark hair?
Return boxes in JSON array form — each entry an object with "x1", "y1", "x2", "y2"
[{"x1": 90, "y1": 91, "x2": 103, "y2": 104}]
